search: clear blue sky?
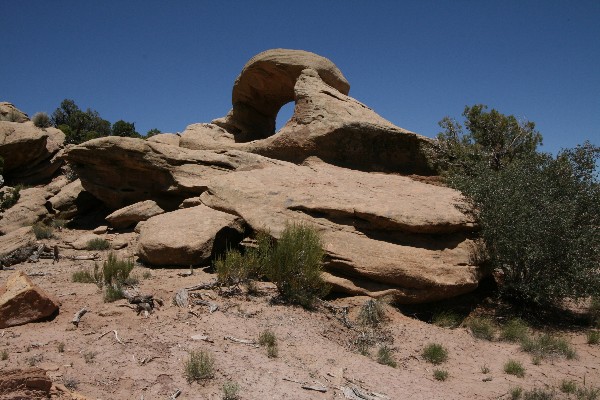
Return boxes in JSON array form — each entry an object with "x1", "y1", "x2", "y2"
[{"x1": 1, "y1": 1, "x2": 598, "y2": 154}]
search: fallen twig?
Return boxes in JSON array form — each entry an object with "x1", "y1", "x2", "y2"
[
  {"x1": 71, "y1": 308, "x2": 88, "y2": 327},
  {"x1": 224, "y1": 336, "x2": 259, "y2": 347},
  {"x1": 169, "y1": 388, "x2": 181, "y2": 399},
  {"x1": 98, "y1": 330, "x2": 124, "y2": 344},
  {"x1": 185, "y1": 280, "x2": 218, "y2": 291},
  {"x1": 302, "y1": 384, "x2": 327, "y2": 393},
  {"x1": 66, "y1": 253, "x2": 99, "y2": 261},
  {"x1": 192, "y1": 299, "x2": 219, "y2": 313}
]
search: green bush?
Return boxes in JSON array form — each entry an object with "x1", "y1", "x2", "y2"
[
  {"x1": 422, "y1": 343, "x2": 448, "y2": 365},
  {"x1": 501, "y1": 319, "x2": 530, "y2": 343},
  {"x1": 520, "y1": 333, "x2": 576, "y2": 360},
  {"x1": 432, "y1": 310, "x2": 463, "y2": 329},
  {"x1": 32, "y1": 112, "x2": 51, "y2": 128},
  {"x1": 522, "y1": 388, "x2": 556, "y2": 399},
  {"x1": 258, "y1": 330, "x2": 278, "y2": 358},
  {"x1": 184, "y1": 350, "x2": 214, "y2": 382},
  {"x1": 376, "y1": 345, "x2": 396, "y2": 368},
  {"x1": 591, "y1": 297, "x2": 600, "y2": 327},
  {"x1": 265, "y1": 223, "x2": 329, "y2": 308},
  {"x1": 85, "y1": 238, "x2": 111, "y2": 250},
  {"x1": 466, "y1": 317, "x2": 496, "y2": 341},
  {"x1": 433, "y1": 369, "x2": 449, "y2": 381},
  {"x1": 32, "y1": 222, "x2": 53, "y2": 239},
  {"x1": 222, "y1": 381, "x2": 240, "y2": 400},
  {"x1": 71, "y1": 269, "x2": 97, "y2": 284},
  {"x1": 503, "y1": 359, "x2": 525, "y2": 377},
  {"x1": 587, "y1": 330, "x2": 600, "y2": 345},
  {"x1": 431, "y1": 105, "x2": 600, "y2": 308},
  {"x1": 101, "y1": 252, "x2": 134, "y2": 286}
]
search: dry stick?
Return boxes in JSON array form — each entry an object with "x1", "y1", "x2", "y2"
[
  {"x1": 224, "y1": 336, "x2": 259, "y2": 347},
  {"x1": 71, "y1": 308, "x2": 88, "y2": 327},
  {"x1": 184, "y1": 280, "x2": 219, "y2": 291},
  {"x1": 193, "y1": 299, "x2": 219, "y2": 313},
  {"x1": 301, "y1": 384, "x2": 328, "y2": 393},
  {"x1": 169, "y1": 388, "x2": 182, "y2": 399},
  {"x1": 67, "y1": 253, "x2": 99, "y2": 261},
  {"x1": 98, "y1": 330, "x2": 124, "y2": 344}
]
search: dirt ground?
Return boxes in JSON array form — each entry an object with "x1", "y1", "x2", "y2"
[{"x1": 1, "y1": 227, "x2": 598, "y2": 400}]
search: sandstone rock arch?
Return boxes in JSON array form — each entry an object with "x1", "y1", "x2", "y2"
[{"x1": 212, "y1": 49, "x2": 350, "y2": 141}]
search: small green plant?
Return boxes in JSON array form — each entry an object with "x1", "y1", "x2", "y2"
[
  {"x1": 104, "y1": 284, "x2": 124, "y2": 303},
  {"x1": 83, "y1": 351, "x2": 96, "y2": 363},
  {"x1": 51, "y1": 219, "x2": 68, "y2": 229},
  {"x1": 32, "y1": 112, "x2": 52, "y2": 128},
  {"x1": 86, "y1": 238, "x2": 111, "y2": 250},
  {"x1": 71, "y1": 269, "x2": 97, "y2": 283},
  {"x1": 587, "y1": 330, "x2": 600, "y2": 345},
  {"x1": 523, "y1": 388, "x2": 557, "y2": 400},
  {"x1": 560, "y1": 380, "x2": 577, "y2": 394},
  {"x1": 480, "y1": 364, "x2": 490, "y2": 374},
  {"x1": 222, "y1": 380, "x2": 240, "y2": 400},
  {"x1": 511, "y1": 386, "x2": 523, "y2": 400},
  {"x1": 433, "y1": 369, "x2": 449, "y2": 381},
  {"x1": 504, "y1": 359, "x2": 525, "y2": 378},
  {"x1": 466, "y1": 316, "x2": 496, "y2": 340},
  {"x1": 376, "y1": 345, "x2": 396, "y2": 368},
  {"x1": 432, "y1": 310, "x2": 463, "y2": 328},
  {"x1": 521, "y1": 333, "x2": 576, "y2": 360},
  {"x1": 422, "y1": 343, "x2": 448, "y2": 365},
  {"x1": 32, "y1": 222, "x2": 53, "y2": 239},
  {"x1": 358, "y1": 299, "x2": 386, "y2": 327},
  {"x1": 57, "y1": 342, "x2": 65, "y2": 353},
  {"x1": 258, "y1": 330, "x2": 278, "y2": 358},
  {"x1": 1, "y1": 350, "x2": 8, "y2": 360},
  {"x1": 142, "y1": 271, "x2": 152, "y2": 279},
  {"x1": 215, "y1": 248, "x2": 247, "y2": 287},
  {"x1": 576, "y1": 386, "x2": 600, "y2": 400},
  {"x1": 102, "y1": 252, "x2": 134, "y2": 286},
  {"x1": 184, "y1": 350, "x2": 214, "y2": 383},
  {"x1": 501, "y1": 318, "x2": 530, "y2": 343}
]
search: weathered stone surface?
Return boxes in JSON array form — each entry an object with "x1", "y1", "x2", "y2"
[
  {"x1": 68, "y1": 233, "x2": 103, "y2": 250},
  {"x1": 106, "y1": 200, "x2": 165, "y2": 229},
  {"x1": 0, "y1": 271, "x2": 59, "y2": 328},
  {"x1": 46, "y1": 179, "x2": 100, "y2": 219},
  {"x1": 200, "y1": 160, "x2": 480, "y2": 303},
  {"x1": 0, "y1": 368, "x2": 52, "y2": 400},
  {"x1": 213, "y1": 49, "x2": 350, "y2": 141},
  {"x1": 0, "y1": 227, "x2": 36, "y2": 268},
  {"x1": 146, "y1": 133, "x2": 181, "y2": 146},
  {"x1": 137, "y1": 205, "x2": 245, "y2": 266},
  {"x1": 0, "y1": 120, "x2": 65, "y2": 184},
  {"x1": 0, "y1": 102, "x2": 29, "y2": 122},
  {"x1": 64, "y1": 136, "x2": 285, "y2": 209},
  {"x1": 0, "y1": 187, "x2": 50, "y2": 235}
]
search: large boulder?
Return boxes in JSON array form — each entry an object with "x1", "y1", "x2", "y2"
[
  {"x1": 199, "y1": 159, "x2": 480, "y2": 303},
  {"x1": 0, "y1": 102, "x2": 29, "y2": 122},
  {"x1": 0, "y1": 368, "x2": 53, "y2": 400},
  {"x1": 0, "y1": 187, "x2": 51, "y2": 235},
  {"x1": 63, "y1": 136, "x2": 285, "y2": 210},
  {"x1": 137, "y1": 205, "x2": 245, "y2": 266},
  {"x1": 106, "y1": 200, "x2": 165, "y2": 229},
  {"x1": 212, "y1": 49, "x2": 350, "y2": 141},
  {"x1": 0, "y1": 271, "x2": 59, "y2": 328},
  {"x1": 0, "y1": 120, "x2": 65, "y2": 184},
  {"x1": 0, "y1": 227, "x2": 36, "y2": 268}
]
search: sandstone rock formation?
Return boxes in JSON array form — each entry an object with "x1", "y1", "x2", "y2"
[
  {"x1": 0, "y1": 271, "x2": 59, "y2": 328},
  {"x1": 0, "y1": 368, "x2": 53, "y2": 400},
  {"x1": 0, "y1": 227, "x2": 36, "y2": 268},
  {"x1": 64, "y1": 136, "x2": 285, "y2": 209},
  {"x1": 0, "y1": 119, "x2": 65, "y2": 184},
  {"x1": 200, "y1": 159, "x2": 478, "y2": 303},
  {"x1": 46, "y1": 179, "x2": 100, "y2": 219},
  {"x1": 137, "y1": 205, "x2": 245, "y2": 266},
  {"x1": 0, "y1": 102, "x2": 29, "y2": 122},
  {"x1": 146, "y1": 132, "x2": 181, "y2": 146},
  {"x1": 106, "y1": 200, "x2": 165, "y2": 229}
]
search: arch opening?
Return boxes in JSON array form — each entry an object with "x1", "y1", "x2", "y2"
[{"x1": 275, "y1": 101, "x2": 295, "y2": 132}]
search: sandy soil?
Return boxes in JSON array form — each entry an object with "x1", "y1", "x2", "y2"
[{"x1": 1, "y1": 227, "x2": 598, "y2": 400}]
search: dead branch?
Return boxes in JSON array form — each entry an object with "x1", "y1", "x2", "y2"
[
  {"x1": 66, "y1": 253, "x2": 99, "y2": 261},
  {"x1": 98, "y1": 330, "x2": 124, "y2": 344},
  {"x1": 224, "y1": 336, "x2": 259, "y2": 347},
  {"x1": 71, "y1": 308, "x2": 87, "y2": 327},
  {"x1": 184, "y1": 280, "x2": 218, "y2": 291},
  {"x1": 192, "y1": 299, "x2": 219, "y2": 313},
  {"x1": 302, "y1": 384, "x2": 327, "y2": 393}
]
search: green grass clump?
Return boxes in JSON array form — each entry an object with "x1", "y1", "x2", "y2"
[
  {"x1": 222, "y1": 381, "x2": 240, "y2": 400},
  {"x1": 1, "y1": 350, "x2": 8, "y2": 360},
  {"x1": 32, "y1": 222, "x2": 53, "y2": 239},
  {"x1": 433, "y1": 369, "x2": 449, "y2": 381},
  {"x1": 376, "y1": 345, "x2": 396, "y2": 368},
  {"x1": 184, "y1": 350, "x2": 214, "y2": 383},
  {"x1": 466, "y1": 316, "x2": 496, "y2": 340},
  {"x1": 101, "y1": 252, "x2": 134, "y2": 286},
  {"x1": 86, "y1": 238, "x2": 111, "y2": 250},
  {"x1": 501, "y1": 318, "x2": 530, "y2": 343},
  {"x1": 258, "y1": 330, "x2": 278, "y2": 358},
  {"x1": 511, "y1": 387, "x2": 523, "y2": 400},
  {"x1": 522, "y1": 388, "x2": 557, "y2": 399},
  {"x1": 520, "y1": 333, "x2": 576, "y2": 360},
  {"x1": 587, "y1": 330, "x2": 600, "y2": 345},
  {"x1": 504, "y1": 359, "x2": 525, "y2": 378},
  {"x1": 215, "y1": 248, "x2": 247, "y2": 286},
  {"x1": 71, "y1": 269, "x2": 98, "y2": 283},
  {"x1": 432, "y1": 310, "x2": 463, "y2": 328},
  {"x1": 422, "y1": 343, "x2": 448, "y2": 365},
  {"x1": 358, "y1": 299, "x2": 386, "y2": 327},
  {"x1": 560, "y1": 380, "x2": 577, "y2": 394},
  {"x1": 103, "y1": 284, "x2": 124, "y2": 302},
  {"x1": 83, "y1": 351, "x2": 96, "y2": 363}
]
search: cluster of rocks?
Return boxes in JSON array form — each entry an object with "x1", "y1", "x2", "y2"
[{"x1": 0, "y1": 49, "x2": 482, "y2": 305}]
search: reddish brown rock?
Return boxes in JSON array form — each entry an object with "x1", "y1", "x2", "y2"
[
  {"x1": 137, "y1": 205, "x2": 245, "y2": 266},
  {"x1": 0, "y1": 271, "x2": 60, "y2": 328},
  {"x1": 0, "y1": 368, "x2": 52, "y2": 400}
]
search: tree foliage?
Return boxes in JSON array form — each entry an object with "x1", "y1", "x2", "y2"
[{"x1": 432, "y1": 105, "x2": 600, "y2": 308}]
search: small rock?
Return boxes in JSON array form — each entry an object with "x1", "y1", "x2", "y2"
[{"x1": 93, "y1": 225, "x2": 108, "y2": 234}]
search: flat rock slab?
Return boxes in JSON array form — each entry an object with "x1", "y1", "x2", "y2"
[
  {"x1": 200, "y1": 160, "x2": 481, "y2": 303},
  {"x1": 136, "y1": 205, "x2": 244, "y2": 266},
  {"x1": 0, "y1": 271, "x2": 60, "y2": 328},
  {"x1": 106, "y1": 200, "x2": 165, "y2": 229}
]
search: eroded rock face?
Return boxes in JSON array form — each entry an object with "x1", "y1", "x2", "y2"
[
  {"x1": 0, "y1": 227, "x2": 36, "y2": 268},
  {"x1": 136, "y1": 205, "x2": 245, "y2": 266},
  {"x1": 213, "y1": 49, "x2": 350, "y2": 141},
  {"x1": 46, "y1": 179, "x2": 100, "y2": 219},
  {"x1": 0, "y1": 271, "x2": 59, "y2": 328},
  {"x1": 63, "y1": 136, "x2": 285, "y2": 209},
  {"x1": 0, "y1": 102, "x2": 29, "y2": 122},
  {"x1": 0, "y1": 368, "x2": 52, "y2": 400},
  {"x1": 0, "y1": 120, "x2": 65, "y2": 184},
  {"x1": 106, "y1": 200, "x2": 165, "y2": 229},
  {"x1": 200, "y1": 159, "x2": 479, "y2": 303}
]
